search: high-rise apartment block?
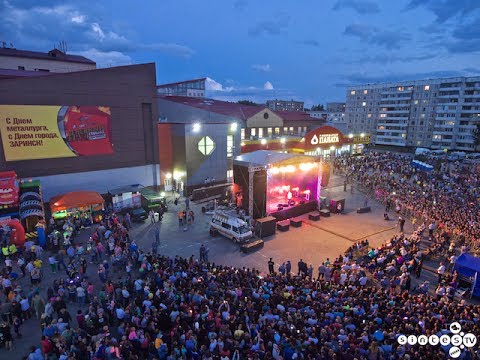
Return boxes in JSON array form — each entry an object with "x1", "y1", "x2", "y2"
[
  {"x1": 266, "y1": 99, "x2": 304, "y2": 112},
  {"x1": 346, "y1": 77, "x2": 480, "y2": 150},
  {"x1": 326, "y1": 102, "x2": 346, "y2": 113}
]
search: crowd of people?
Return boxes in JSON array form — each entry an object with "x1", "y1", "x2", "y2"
[
  {"x1": 0, "y1": 151, "x2": 478, "y2": 359},
  {"x1": 334, "y1": 152, "x2": 480, "y2": 254}
]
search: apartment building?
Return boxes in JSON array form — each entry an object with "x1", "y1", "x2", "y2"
[
  {"x1": 266, "y1": 99, "x2": 304, "y2": 112},
  {"x1": 346, "y1": 76, "x2": 480, "y2": 150},
  {"x1": 157, "y1": 78, "x2": 206, "y2": 97},
  {"x1": 0, "y1": 47, "x2": 96, "y2": 73},
  {"x1": 326, "y1": 102, "x2": 346, "y2": 113}
]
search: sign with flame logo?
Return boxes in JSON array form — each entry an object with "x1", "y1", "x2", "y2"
[{"x1": 304, "y1": 126, "x2": 344, "y2": 151}]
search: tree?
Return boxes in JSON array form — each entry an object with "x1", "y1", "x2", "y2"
[
  {"x1": 310, "y1": 104, "x2": 325, "y2": 111},
  {"x1": 474, "y1": 123, "x2": 480, "y2": 151},
  {"x1": 237, "y1": 100, "x2": 259, "y2": 106}
]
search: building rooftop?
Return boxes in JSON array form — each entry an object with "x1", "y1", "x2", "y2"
[
  {"x1": 159, "y1": 95, "x2": 265, "y2": 120},
  {"x1": 160, "y1": 96, "x2": 318, "y2": 122},
  {"x1": 157, "y1": 77, "x2": 207, "y2": 88},
  {"x1": 274, "y1": 110, "x2": 318, "y2": 121},
  {"x1": 0, "y1": 47, "x2": 96, "y2": 65}
]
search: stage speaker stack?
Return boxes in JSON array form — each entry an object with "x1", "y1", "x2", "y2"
[{"x1": 254, "y1": 216, "x2": 277, "y2": 238}]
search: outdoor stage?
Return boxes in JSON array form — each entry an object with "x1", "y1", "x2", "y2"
[{"x1": 233, "y1": 150, "x2": 327, "y2": 220}]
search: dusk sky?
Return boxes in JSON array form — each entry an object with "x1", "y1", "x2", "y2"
[{"x1": 1, "y1": 0, "x2": 479, "y2": 107}]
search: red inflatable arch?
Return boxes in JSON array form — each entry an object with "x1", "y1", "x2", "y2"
[{"x1": 7, "y1": 219, "x2": 25, "y2": 247}]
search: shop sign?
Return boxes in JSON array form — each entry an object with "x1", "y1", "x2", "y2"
[
  {"x1": 310, "y1": 134, "x2": 339, "y2": 145},
  {"x1": 353, "y1": 134, "x2": 371, "y2": 144},
  {"x1": 0, "y1": 105, "x2": 113, "y2": 161}
]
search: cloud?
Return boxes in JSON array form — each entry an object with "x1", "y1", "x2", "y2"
[
  {"x1": 445, "y1": 39, "x2": 480, "y2": 54},
  {"x1": 337, "y1": 69, "x2": 479, "y2": 86},
  {"x1": 344, "y1": 23, "x2": 411, "y2": 49},
  {"x1": 463, "y1": 67, "x2": 480, "y2": 74},
  {"x1": 204, "y1": 78, "x2": 286, "y2": 103},
  {"x1": 74, "y1": 48, "x2": 132, "y2": 67},
  {"x1": 404, "y1": 0, "x2": 480, "y2": 23},
  {"x1": 252, "y1": 64, "x2": 271, "y2": 72},
  {"x1": 299, "y1": 39, "x2": 320, "y2": 47},
  {"x1": 0, "y1": 1, "x2": 194, "y2": 60},
  {"x1": 71, "y1": 14, "x2": 86, "y2": 24},
  {"x1": 205, "y1": 77, "x2": 226, "y2": 91},
  {"x1": 333, "y1": 0, "x2": 380, "y2": 14},
  {"x1": 248, "y1": 15, "x2": 290, "y2": 37},
  {"x1": 452, "y1": 17, "x2": 480, "y2": 40},
  {"x1": 91, "y1": 22, "x2": 106, "y2": 40},
  {"x1": 233, "y1": 0, "x2": 248, "y2": 10},
  {"x1": 349, "y1": 53, "x2": 433, "y2": 64},
  {"x1": 264, "y1": 81, "x2": 274, "y2": 90},
  {"x1": 145, "y1": 43, "x2": 194, "y2": 58}
]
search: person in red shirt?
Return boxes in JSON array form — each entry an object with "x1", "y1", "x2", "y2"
[{"x1": 41, "y1": 335, "x2": 54, "y2": 356}]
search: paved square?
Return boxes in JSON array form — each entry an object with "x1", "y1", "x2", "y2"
[{"x1": 132, "y1": 174, "x2": 407, "y2": 274}]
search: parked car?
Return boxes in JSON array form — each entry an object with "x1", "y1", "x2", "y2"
[{"x1": 131, "y1": 207, "x2": 148, "y2": 222}]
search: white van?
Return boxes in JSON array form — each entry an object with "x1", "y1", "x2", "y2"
[{"x1": 209, "y1": 211, "x2": 252, "y2": 243}]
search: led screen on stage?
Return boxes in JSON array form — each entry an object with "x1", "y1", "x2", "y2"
[
  {"x1": 0, "y1": 105, "x2": 113, "y2": 161},
  {"x1": 266, "y1": 162, "x2": 320, "y2": 214}
]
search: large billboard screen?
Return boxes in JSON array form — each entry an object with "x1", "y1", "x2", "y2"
[{"x1": 0, "y1": 105, "x2": 113, "y2": 161}]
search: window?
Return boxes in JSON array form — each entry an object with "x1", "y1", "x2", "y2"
[
  {"x1": 380, "y1": 114, "x2": 387, "y2": 118},
  {"x1": 283, "y1": 127, "x2": 288, "y2": 133},
  {"x1": 414, "y1": 100, "x2": 419, "y2": 105},
  {"x1": 18, "y1": 66, "x2": 25, "y2": 70},
  {"x1": 267, "y1": 127, "x2": 272, "y2": 136},
  {"x1": 351, "y1": 90, "x2": 356, "y2": 95},
  {"x1": 363, "y1": 90, "x2": 368, "y2": 94},
  {"x1": 221, "y1": 222, "x2": 231, "y2": 230},
  {"x1": 240, "y1": 128, "x2": 245, "y2": 140},
  {"x1": 362, "y1": 102, "x2": 367, "y2": 107},
  {"x1": 298, "y1": 127, "x2": 302, "y2": 134},
  {"x1": 227, "y1": 135, "x2": 234, "y2": 158},
  {"x1": 289, "y1": 127, "x2": 294, "y2": 134},
  {"x1": 274, "y1": 127, "x2": 280, "y2": 135},
  {"x1": 227, "y1": 169, "x2": 233, "y2": 180},
  {"x1": 367, "y1": 114, "x2": 372, "y2": 118},
  {"x1": 258, "y1": 128, "x2": 263, "y2": 138},
  {"x1": 398, "y1": 86, "x2": 404, "y2": 91},
  {"x1": 198, "y1": 136, "x2": 216, "y2": 156},
  {"x1": 424, "y1": 85, "x2": 430, "y2": 91},
  {"x1": 251, "y1": 128, "x2": 256, "y2": 137}
]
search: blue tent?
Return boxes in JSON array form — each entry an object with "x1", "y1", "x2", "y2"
[
  {"x1": 454, "y1": 253, "x2": 480, "y2": 297},
  {"x1": 410, "y1": 160, "x2": 433, "y2": 172}
]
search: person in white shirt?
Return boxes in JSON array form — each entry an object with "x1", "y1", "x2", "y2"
[
  {"x1": 449, "y1": 255, "x2": 458, "y2": 271},
  {"x1": 77, "y1": 286, "x2": 86, "y2": 307},
  {"x1": 4, "y1": 257, "x2": 12, "y2": 273},
  {"x1": 437, "y1": 262, "x2": 446, "y2": 283}
]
